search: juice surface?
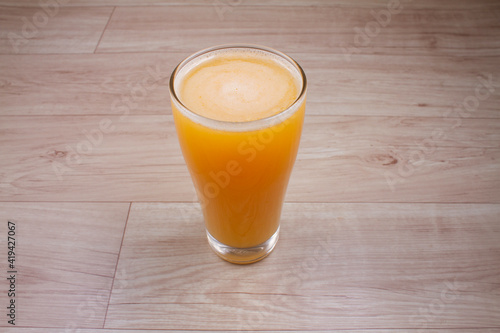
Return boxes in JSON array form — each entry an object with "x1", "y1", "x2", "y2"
[
  {"x1": 179, "y1": 51, "x2": 299, "y2": 122},
  {"x1": 172, "y1": 49, "x2": 305, "y2": 248}
]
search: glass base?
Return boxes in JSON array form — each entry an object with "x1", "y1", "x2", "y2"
[{"x1": 206, "y1": 227, "x2": 280, "y2": 264}]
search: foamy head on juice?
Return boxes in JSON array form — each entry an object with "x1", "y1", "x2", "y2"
[{"x1": 170, "y1": 45, "x2": 306, "y2": 131}]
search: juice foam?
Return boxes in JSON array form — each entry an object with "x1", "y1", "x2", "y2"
[{"x1": 177, "y1": 50, "x2": 300, "y2": 122}]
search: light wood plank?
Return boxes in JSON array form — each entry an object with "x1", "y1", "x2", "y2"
[
  {"x1": 1, "y1": 53, "x2": 498, "y2": 118},
  {"x1": 96, "y1": 5, "x2": 500, "y2": 56},
  {"x1": 1, "y1": 115, "x2": 499, "y2": 202},
  {"x1": 0, "y1": 115, "x2": 186, "y2": 202},
  {"x1": 2, "y1": 327, "x2": 498, "y2": 333},
  {"x1": 293, "y1": 146, "x2": 500, "y2": 203},
  {"x1": 301, "y1": 54, "x2": 500, "y2": 118},
  {"x1": 104, "y1": 202, "x2": 500, "y2": 330},
  {"x1": 0, "y1": 1, "x2": 498, "y2": 332},
  {"x1": 0, "y1": 6, "x2": 113, "y2": 54},
  {"x1": 0, "y1": 53, "x2": 175, "y2": 116},
  {"x1": 289, "y1": 116, "x2": 500, "y2": 203},
  {"x1": 1, "y1": 0, "x2": 500, "y2": 8},
  {"x1": 0, "y1": 202, "x2": 129, "y2": 328}
]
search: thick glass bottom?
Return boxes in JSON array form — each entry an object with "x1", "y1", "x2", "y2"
[{"x1": 206, "y1": 227, "x2": 280, "y2": 264}]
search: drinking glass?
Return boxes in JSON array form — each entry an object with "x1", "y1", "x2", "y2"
[{"x1": 169, "y1": 45, "x2": 307, "y2": 264}]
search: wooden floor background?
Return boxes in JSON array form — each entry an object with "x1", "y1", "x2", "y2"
[{"x1": 1, "y1": 0, "x2": 499, "y2": 332}]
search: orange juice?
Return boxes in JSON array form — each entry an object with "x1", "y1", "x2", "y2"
[{"x1": 170, "y1": 45, "x2": 306, "y2": 262}]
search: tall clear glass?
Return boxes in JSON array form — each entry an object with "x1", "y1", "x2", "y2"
[{"x1": 169, "y1": 45, "x2": 307, "y2": 264}]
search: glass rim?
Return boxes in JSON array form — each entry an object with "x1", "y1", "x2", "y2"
[{"x1": 169, "y1": 44, "x2": 307, "y2": 132}]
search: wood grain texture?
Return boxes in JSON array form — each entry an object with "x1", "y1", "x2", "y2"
[
  {"x1": 0, "y1": 1, "x2": 499, "y2": 331},
  {"x1": 0, "y1": 53, "x2": 175, "y2": 116},
  {"x1": 96, "y1": 5, "x2": 500, "y2": 56},
  {"x1": 1, "y1": 53, "x2": 498, "y2": 118},
  {"x1": 0, "y1": 115, "x2": 185, "y2": 202},
  {"x1": 1, "y1": 115, "x2": 499, "y2": 202},
  {"x1": 302, "y1": 54, "x2": 500, "y2": 118},
  {"x1": 0, "y1": 202, "x2": 129, "y2": 328},
  {"x1": 0, "y1": 6, "x2": 113, "y2": 54},
  {"x1": 1, "y1": 0, "x2": 500, "y2": 8},
  {"x1": 104, "y1": 202, "x2": 500, "y2": 330},
  {"x1": 2, "y1": 327, "x2": 498, "y2": 333}
]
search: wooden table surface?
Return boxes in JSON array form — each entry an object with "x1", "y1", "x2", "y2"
[{"x1": 1, "y1": 0, "x2": 499, "y2": 332}]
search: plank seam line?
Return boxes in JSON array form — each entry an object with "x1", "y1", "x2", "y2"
[
  {"x1": 94, "y1": 6, "x2": 116, "y2": 54},
  {"x1": 102, "y1": 201, "x2": 132, "y2": 328}
]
